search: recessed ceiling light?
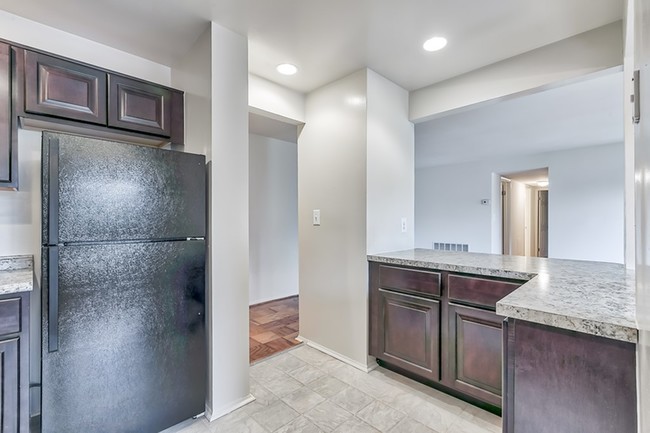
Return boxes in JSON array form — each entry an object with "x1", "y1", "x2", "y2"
[
  {"x1": 423, "y1": 36, "x2": 448, "y2": 52},
  {"x1": 537, "y1": 181, "x2": 549, "y2": 187},
  {"x1": 276, "y1": 63, "x2": 298, "y2": 75}
]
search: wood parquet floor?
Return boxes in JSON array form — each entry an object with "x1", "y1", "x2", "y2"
[{"x1": 249, "y1": 295, "x2": 300, "y2": 363}]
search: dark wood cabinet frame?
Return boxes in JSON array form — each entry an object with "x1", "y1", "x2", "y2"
[{"x1": 503, "y1": 318, "x2": 637, "y2": 433}]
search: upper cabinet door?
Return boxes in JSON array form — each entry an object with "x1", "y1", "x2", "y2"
[
  {"x1": 108, "y1": 74, "x2": 172, "y2": 137},
  {"x1": 24, "y1": 51, "x2": 107, "y2": 125},
  {"x1": 0, "y1": 42, "x2": 12, "y2": 186}
]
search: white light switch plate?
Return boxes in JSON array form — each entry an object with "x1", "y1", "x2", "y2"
[{"x1": 313, "y1": 209, "x2": 321, "y2": 226}]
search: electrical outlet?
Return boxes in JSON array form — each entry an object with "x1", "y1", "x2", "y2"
[{"x1": 401, "y1": 217, "x2": 407, "y2": 232}]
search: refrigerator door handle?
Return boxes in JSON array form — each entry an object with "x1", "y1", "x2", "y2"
[
  {"x1": 48, "y1": 137, "x2": 60, "y2": 245},
  {"x1": 48, "y1": 246, "x2": 60, "y2": 352}
]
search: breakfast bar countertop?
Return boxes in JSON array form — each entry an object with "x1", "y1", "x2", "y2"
[
  {"x1": 367, "y1": 249, "x2": 637, "y2": 343},
  {"x1": 0, "y1": 255, "x2": 34, "y2": 295}
]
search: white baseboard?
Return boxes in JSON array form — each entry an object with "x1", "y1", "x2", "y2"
[
  {"x1": 296, "y1": 336, "x2": 376, "y2": 373},
  {"x1": 204, "y1": 394, "x2": 256, "y2": 422}
]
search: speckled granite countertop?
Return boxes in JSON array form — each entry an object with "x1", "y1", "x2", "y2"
[
  {"x1": 0, "y1": 255, "x2": 34, "y2": 295},
  {"x1": 368, "y1": 249, "x2": 637, "y2": 343}
]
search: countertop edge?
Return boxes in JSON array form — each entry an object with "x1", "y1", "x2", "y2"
[
  {"x1": 496, "y1": 302, "x2": 638, "y2": 343},
  {"x1": 0, "y1": 255, "x2": 34, "y2": 295},
  {"x1": 368, "y1": 251, "x2": 638, "y2": 344},
  {"x1": 367, "y1": 254, "x2": 536, "y2": 280}
]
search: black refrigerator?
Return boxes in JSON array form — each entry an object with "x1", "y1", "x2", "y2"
[{"x1": 41, "y1": 132, "x2": 207, "y2": 433}]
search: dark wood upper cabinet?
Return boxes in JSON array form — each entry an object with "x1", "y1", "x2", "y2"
[
  {"x1": 0, "y1": 42, "x2": 16, "y2": 188},
  {"x1": 24, "y1": 50, "x2": 107, "y2": 125},
  {"x1": 15, "y1": 46, "x2": 184, "y2": 147},
  {"x1": 108, "y1": 74, "x2": 172, "y2": 137}
]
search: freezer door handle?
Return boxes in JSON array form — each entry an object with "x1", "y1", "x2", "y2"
[{"x1": 48, "y1": 246, "x2": 59, "y2": 352}]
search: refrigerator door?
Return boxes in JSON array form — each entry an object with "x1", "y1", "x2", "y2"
[
  {"x1": 42, "y1": 132, "x2": 206, "y2": 244},
  {"x1": 42, "y1": 240, "x2": 206, "y2": 433}
]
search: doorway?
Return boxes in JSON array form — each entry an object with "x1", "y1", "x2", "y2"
[
  {"x1": 248, "y1": 112, "x2": 302, "y2": 362},
  {"x1": 500, "y1": 168, "x2": 548, "y2": 257}
]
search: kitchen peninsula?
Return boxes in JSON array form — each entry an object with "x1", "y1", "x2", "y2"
[
  {"x1": 368, "y1": 249, "x2": 637, "y2": 433},
  {"x1": 0, "y1": 255, "x2": 32, "y2": 432}
]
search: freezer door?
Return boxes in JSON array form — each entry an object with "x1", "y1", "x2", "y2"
[
  {"x1": 42, "y1": 132, "x2": 206, "y2": 244},
  {"x1": 41, "y1": 240, "x2": 206, "y2": 433}
]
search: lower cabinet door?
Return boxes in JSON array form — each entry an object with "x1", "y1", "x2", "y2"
[
  {"x1": 377, "y1": 289, "x2": 440, "y2": 381},
  {"x1": 447, "y1": 303, "x2": 503, "y2": 407},
  {"x1": 0, "y1": 338, "x2": 19, "y2": 433}
]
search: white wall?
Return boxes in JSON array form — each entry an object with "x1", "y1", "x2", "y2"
[
  {"x1": 205, "y1": 21, "x2": 251, "y2": 420},
  {"x1": 366, "y1": 70, "x2": 415, "y2": 254},
  {"x1": 416, "y1": 142, "x2": 625, "y2": 263},
  {"x1": 410, "y1": 21, "x2": 623, "y2": 122},
  {"x1": 298, "y1": 69, "x2": 369, "y2": 368},
  {"x1": 298, "y1": 69, "x2": 414, "y2": 369},
  {"x1": 0, "y1": 9, "x2": 170, "y2": 85},
  {"x1": 249, "y1": 74, "x2": 306, "y2": 124},
  {"x1": 0, "y1": 129, "x2": 41, "y2": 259},
  {"x1": 171, "y1": 27, "x2": 211, "y2": 156},
  {"x1": 249, "y1": 133, "x2": 298, "y2": 305}
]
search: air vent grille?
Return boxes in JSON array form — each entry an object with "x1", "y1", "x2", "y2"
[{"x1": 433, "y1": 242, "x2": 469, "y2": 252}]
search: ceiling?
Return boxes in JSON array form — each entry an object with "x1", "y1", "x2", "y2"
[
  {"x1": 415, "y1": 70, "x2": 624, "y2": 168},
  {"x1": 0, "y1": 0, "x2": 623, "y2": 93}
]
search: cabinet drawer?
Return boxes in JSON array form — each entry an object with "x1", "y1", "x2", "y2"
[
  {"x1": 24, "y1": 50, "x2": 107, "y2": 124},
  {"x1": 0, "y1": 297, "x2": 21, "y2": 336},
  {"x1": 108, "y1": 74, "x2": 172, "y2": 137},
  {"x1": 448, "y1": 274, "x2": 522, "y2": 309},
  {"x1": 379, "y1": 265, "x2": 441, "y2": 297}
]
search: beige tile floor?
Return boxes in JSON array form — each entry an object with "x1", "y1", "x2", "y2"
[{"x1": 165, "y1": 345, "x2": 502, "y2": 433}]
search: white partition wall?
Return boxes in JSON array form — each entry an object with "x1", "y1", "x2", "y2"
[{"x1": 298, "y1": 69, "x2": 414, "y2": 369}]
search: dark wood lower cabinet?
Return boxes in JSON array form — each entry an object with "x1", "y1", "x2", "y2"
[
  {"x1": 503, "y1": 319, "x2": 637, "y2": 433},
  {"x1": 369, "y1": 262, "x2": 524, "y2": 412},
  {"x1": 376, "y1": 289, "x2": 440, "y2": 381},
  {"x1": 0, "y1": 338, "x2": 19, "y2": 432},
  {"x1": 0, "y1": 292, "x2": 29, "y2": 433},
  {"x1": 446, "y1": 304, "x2": 503, "y2": 406}
]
